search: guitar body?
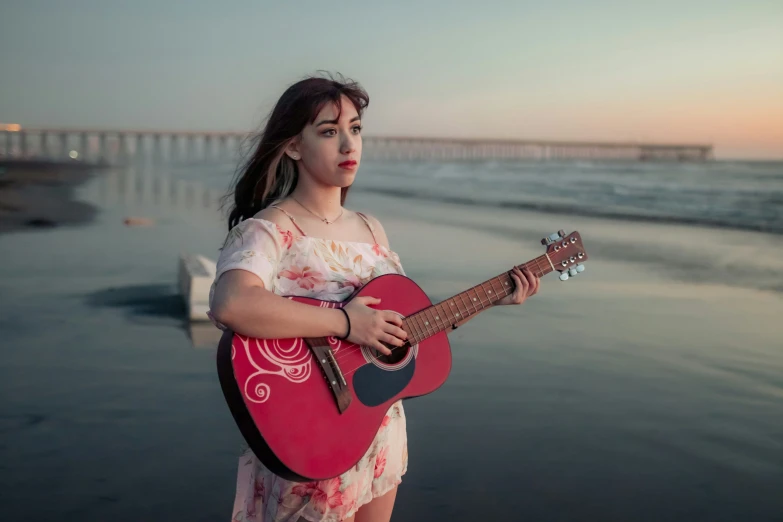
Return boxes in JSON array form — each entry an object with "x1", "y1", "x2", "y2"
[
  {"x1": 216, "y1": 273, "x2": 452, "y2": 482},
  {"x1": 216, "y1": 229, "x2": 589, "y2": 483}
]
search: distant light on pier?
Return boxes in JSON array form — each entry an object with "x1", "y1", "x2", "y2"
[{"x1": 1, "y1": 123, "x2": 21, "y2": 132}]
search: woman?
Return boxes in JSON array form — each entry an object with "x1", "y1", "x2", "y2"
[{"x1": 209, "y1": 73, "x2": 540, "y2": 522}]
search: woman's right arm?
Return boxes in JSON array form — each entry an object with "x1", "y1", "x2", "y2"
[
  {"x1": 210, "y1": 270, "x2": 408, "y2": 354},
  {"x1": 210, "y1": 270, "x2": 348, "y2": 340}
]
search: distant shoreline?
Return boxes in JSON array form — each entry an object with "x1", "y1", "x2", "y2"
[{"x1": 0, "y1": 159, "x2": 99, "y2": 235}]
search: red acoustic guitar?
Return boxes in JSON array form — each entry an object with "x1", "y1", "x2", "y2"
[{"x1": 217, "y1": 230, "x2": 588, "y2": 482}]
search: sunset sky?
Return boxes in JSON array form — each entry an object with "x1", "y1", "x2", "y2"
[{"x1": 1, "y1": 1, "x2": 781, "y2": 159}]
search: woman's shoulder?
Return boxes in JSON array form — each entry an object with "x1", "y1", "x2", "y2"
[
  {"x1": 222, "y1": 208, "x2": 294, "y2": 251},
  {"x1": 354, "y1": 211, "x2": 391, "y2": 249},
  {"x1": 248, "y1": 205, "x2": 301, "y2": 236}
]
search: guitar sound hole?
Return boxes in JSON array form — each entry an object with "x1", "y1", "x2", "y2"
[{"x1": 368, "y1": 343, "x2": 410, "y2": 365}]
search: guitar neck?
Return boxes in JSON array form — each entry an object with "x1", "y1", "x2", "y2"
[{"x1": 401, "y1": 254, "x2": 554, "y2": 345}]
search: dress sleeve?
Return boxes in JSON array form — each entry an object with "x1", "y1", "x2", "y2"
[{"x1": 207, "y1": 219, "x2": 284, "y2": 329}]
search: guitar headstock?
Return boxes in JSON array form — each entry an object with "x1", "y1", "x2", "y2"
[{"x1": 541, "y1": 230, "x2": 588, "y2": 281}]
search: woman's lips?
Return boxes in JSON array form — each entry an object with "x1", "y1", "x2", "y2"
[{"x1": 338, "y1": 160, "x2": 357, "y2": 169}]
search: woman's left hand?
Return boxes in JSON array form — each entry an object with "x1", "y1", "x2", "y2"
[{"x1": 495, "y1": 266, "x2": 540, "y2": 306}]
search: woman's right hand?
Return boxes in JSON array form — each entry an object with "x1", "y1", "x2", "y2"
[{"x1": 340, "y1": 296, "x2": 408, "y2": 355}]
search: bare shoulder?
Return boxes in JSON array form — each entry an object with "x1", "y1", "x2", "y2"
[
  {"x1": 357, "y1": 211, "x2": 391, "y2": 249},
  {"x1": 252, "y1": 204, "x2": 300, "y2": 235}
]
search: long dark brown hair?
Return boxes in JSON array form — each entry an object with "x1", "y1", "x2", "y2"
[{"x1": 223, "y1": 72, "x2": 370, "y2": 231}]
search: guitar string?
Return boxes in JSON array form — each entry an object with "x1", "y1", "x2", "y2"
[
  {"x1": 330, "y1": 285, "x2": 499, "y2": 378},
  {"x1": 331, "y1": 271, "x2": 510, "y2": 367},
  {"x1": 330, "y1": 261, "x2": 550, "y2": 367},
  {"x1": 332, "y1": 262, "x2": 554, "y2": 377}
]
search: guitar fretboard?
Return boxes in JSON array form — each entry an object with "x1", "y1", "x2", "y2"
[{"x1": 401, "y1": 254, "x2": 554, "y2": 344}]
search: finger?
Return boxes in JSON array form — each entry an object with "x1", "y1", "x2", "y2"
[
  {"x1": 521, "y1": 268, "x2": 537, "y2": 294},
  {"x1": 512, "y1": 269, "x2": 528, "y2": 293},
  {"x1": 382, "y1": 333, "x2": 405, "y2": 347},
  {"x1": 357, "y1": 296, "x2": 382, "y2": 306},
  {"x1": 385, "y1": 325, "x2": 408, "y2": 341},
  {"x1": 374, "y1": 341, "x2": 393, "y2": 355},
  {"x1": 509, "y1": 272, "x2": 523, "y2": 298},
  {"x1": 532, "y1": 275, "x2": 540, "y2": 295},
  {"x1": 383, "y1": 312, "x2": 403, "y2": 327}
]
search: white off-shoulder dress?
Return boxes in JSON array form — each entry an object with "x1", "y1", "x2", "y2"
[{"x1": 208, "y1": 207, "x2": 408, "y2": 522}]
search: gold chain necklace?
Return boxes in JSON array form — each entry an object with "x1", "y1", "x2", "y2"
[{"x1": 291, "y1": 196, "x2": 344, "y2": 225}]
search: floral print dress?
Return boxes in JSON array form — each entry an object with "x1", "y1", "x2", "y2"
[{"x1": 208, "y1": 207, "x2": 408, "y2": 522}]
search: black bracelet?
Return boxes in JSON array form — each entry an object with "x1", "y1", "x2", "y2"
[{"x1": 336, "y1": 308, "x2": 351, "y2": 340}]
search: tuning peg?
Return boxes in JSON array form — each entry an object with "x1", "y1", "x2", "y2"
[
  {"x1": 541, "y1": 232, "x2": 563, "y2": 246},
  {"x1": 559, "y1": 272, "x2": 569, "y2": 281},
  {"x1": 558, "y1": 229, "x2": 565, "y2": 238},
  {"x1": 568, "y1": 267, "x2": 578, "y2": 277},
  {"x1": 576, "y1": 263, "x2": 585, "y2": 273}
]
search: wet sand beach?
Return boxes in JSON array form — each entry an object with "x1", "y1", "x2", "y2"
[
  {"x1": 0, "y1": 166, "x2": 781, "y2": 521},
  {"x1": 0, "y1": 160, "x2": 98, "y2": 234}
]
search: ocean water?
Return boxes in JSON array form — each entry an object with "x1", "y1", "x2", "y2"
[
  {"x1": 173, "y1": 158, "x2": 783, "y2": 234},
  {"x1": 1, "y1": 161, "x2": 782, "y2": 522}
]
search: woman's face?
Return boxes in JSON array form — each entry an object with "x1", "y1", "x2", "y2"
[{"x1": 290, "y1": 95, "x2": 362, "y2": 188}]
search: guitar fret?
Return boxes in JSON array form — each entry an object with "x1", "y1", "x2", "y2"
[
  {"x1": 421, "y1": 308, "x2": 435, "y2": 332},
  {"x1": 410, "y1": 313, "x2": 426, "y2": 339},
  {"x1": 417, "y1": 311, "x2": 432, "y2": 336},
  {"x1": 472, "y1": 287, "x2": 483, "y2": 309},
  {"x1": 432, "y1": 303, "x2": 445, "y2": 332},
  {"x1": 401, "y1": 319, "x2": 412, "y2": 342},
  {"x1": 463, "y1": 289, "x2": 476, "y2": 313},
  {"x1": 432, "y1": 306, "x2": 443, "y2": 331},
  {"x1": 435, "y1": 304, "x2": 445, "y2": 332},
  {"x1": 405, "y1": 318, "x2": 422, "y2": 344},
  {"x1": 457, "y1": 292, "x2": 471, "y2": 320},
  {"x1": 505, "y1": 273, "x2": 514, "y2": 294},
  {"x1": 499, "y1": 274, "x2": 514, "y2": 297},
  {"x1": 425, "y1": 308, "x2": 438, "y2": 333},
  {"x1": 486, "y1": 279, "x2": 497, "y2": 302},
  {"x1": 471, "y1": 287, "x2": 488, "y2": 310},
  {"x1": 532, "y1": 257, "x2": 544, "y2": 277},
  {"x1": 479, "y1": 282, "x2": 490, "y2": 305},
  {"x1": 478, "y1": 284, "x2": 490, "y2": 308},
  {"x1": 448, "y1": 298, "x2": 462, "y2": 326},
  {"x1": 494, "y1": 276, "x2": 508, "y2": 298},
  {"x1": 488, "y1": 278, "x2": 499, "y2": 300}
]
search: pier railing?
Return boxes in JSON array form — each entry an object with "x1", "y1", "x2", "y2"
[{"x1": 0, "y1": 127, "x2": 713, "y2": 164}]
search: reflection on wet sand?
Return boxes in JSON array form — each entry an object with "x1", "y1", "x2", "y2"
[{"x1": 87, "y1": 167, "x2": 226, "y2": 216}]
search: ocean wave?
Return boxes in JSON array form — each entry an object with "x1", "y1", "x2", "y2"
[{"x1": 353, "y1": 186, "x2": 783, "y2": 235}]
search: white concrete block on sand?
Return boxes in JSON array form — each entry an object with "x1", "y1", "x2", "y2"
[{"x1": 178, "y1": 253, "x2": 216, "y2": 321}]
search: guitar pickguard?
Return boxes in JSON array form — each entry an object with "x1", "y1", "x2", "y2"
[{"x1": 353, "y1": 356, "x2": 416, "y2": 407}]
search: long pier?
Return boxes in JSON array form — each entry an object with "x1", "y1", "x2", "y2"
[{"x1": 0, "y1": 127, "x2": 713, "y2": 164}]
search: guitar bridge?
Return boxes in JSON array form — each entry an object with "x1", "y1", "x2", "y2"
[{"x1": 307, "y1": 340, "x2": 352, "y2": 414}]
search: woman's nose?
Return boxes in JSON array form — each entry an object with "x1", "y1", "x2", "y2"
[{"x1": 340, "y1": 134, "x2": 357, "y2": 155}]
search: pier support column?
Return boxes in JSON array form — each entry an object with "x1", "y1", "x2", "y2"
[
  {"x1": 99, "y1": 133, "x2": 108, "y2": 163},
  {"x1": 80, "y1": 132, "x2": 89, "y2": 162},
  {"x1": 60, "y1": 132, "x2": 68, "y2": 159}
]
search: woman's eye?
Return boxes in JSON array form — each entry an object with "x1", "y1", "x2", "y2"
[
  {"x1": 322, "y1": 129, "x2": 337, "y2": 136},
  {"x1": 352, "y1": 125, "x2": 363, "y2": 134}
]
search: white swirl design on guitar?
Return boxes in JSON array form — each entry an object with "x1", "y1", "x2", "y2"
[{"x1": 237, "y1": 335, "x2": 313, "y2": 404}]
